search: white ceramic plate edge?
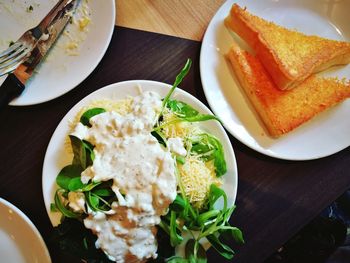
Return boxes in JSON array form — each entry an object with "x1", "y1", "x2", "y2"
[
  {"x1": 0, "y1": 198, "x2": 51, "y2": 263},
  {"x1": 42, "y1": 80, "x2": 238, "y2": 226},
  {"x1": 8, "y1": 0, "x2": 116, "y2": 106},
  {"x1": 200, "y1": 0, "x2": 350, "y2": 161}
]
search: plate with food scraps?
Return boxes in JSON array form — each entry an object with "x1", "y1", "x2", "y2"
[
  {"x1": 42, "y1": 76, "x2": 240, "y2": 262},
  {"x1": 0, "y1": 0, "x2": 115, "y2": 105},
  {"x1": 0, "y1": 198, "x2": 51, "y2": 263},
  {"x1": 200, "y1": 0, "x2": 350, "y2": 160}
]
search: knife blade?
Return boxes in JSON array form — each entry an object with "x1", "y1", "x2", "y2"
[{"x1": 0, "y1": 0, "x2": 80, "y2": 108}]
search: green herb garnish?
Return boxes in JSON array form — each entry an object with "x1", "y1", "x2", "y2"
[{"x1": 26, "y1": 5, "x2": 33, "y2": 12}]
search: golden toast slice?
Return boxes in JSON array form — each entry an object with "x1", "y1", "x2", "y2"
[
  {"x1": 226, "y1": 40, "x2": 350, "y2": 137},
  {"x1": 225, "y1": 4, "x2": 350, "y2": 90}
]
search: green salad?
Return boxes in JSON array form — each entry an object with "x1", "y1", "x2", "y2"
[{"x1": 51, "y1": 59, "x2": 244, "y2": 263}]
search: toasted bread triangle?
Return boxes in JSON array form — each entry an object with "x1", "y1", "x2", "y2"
[
  {"x1": 225, "y1": 4, "x2": 350, "y2": 90},
  {"x1": 226, "y1": 40, "x2": 350, "y2": 137}
]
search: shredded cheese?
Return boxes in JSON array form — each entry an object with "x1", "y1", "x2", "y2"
[
  {"x1": 162, "y1": 110, "x2": 195, "y2": 139},
  {"x1": 178, "y1": 155, "x2": 222, "y2": 208}
]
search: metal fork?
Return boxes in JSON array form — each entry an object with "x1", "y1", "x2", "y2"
[
  {"x1": 0, "y1": 0, "x2": 70, "y2": 77},
  {"x1": 0, "y1": 32, "x2": 36, "y2": 77}
]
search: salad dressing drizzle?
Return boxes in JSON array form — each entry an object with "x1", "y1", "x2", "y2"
[{"x1": 71, "y1": 91, "x2": 178, "y2": 262}]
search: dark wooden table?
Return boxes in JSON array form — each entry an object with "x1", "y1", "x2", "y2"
[{"x1": 0, "y1": 27, "x2": 349, "y2": 263}]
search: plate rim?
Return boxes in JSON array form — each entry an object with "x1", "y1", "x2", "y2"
[
  {"x1": 0, "y1": 197, "x2": 51, "y2": 263},
  {"x1": 8, "y1": 0, "x2": 116, "y2": 106},
  {"x1": 42, "y1": 79, "x2": 238, "y2": 226},
  {"x1": 200, "y1": 0, "x2": 350, "y2": 161}
]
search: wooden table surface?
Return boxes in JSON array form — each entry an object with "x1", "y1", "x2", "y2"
[
  {"x1": 1, "y1": 1, "x2": 350, "y2": 263},
  {"x1": 116, "y1": 0, "x2": 225, "y2": 41}
]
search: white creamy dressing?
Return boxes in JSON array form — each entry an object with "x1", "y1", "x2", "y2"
[
  {"x1": 167, "y1": 137, "x2": 187, "y2": 156},
  {"x1": 67, "y1": 192, "x2": 85, "y2": 212},
  {"x1": 70, "y1": 91, "x2": 184, "y2": 262}
]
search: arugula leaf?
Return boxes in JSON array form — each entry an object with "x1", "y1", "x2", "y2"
[
  {"x1": 197, "y1": 209, "x2": 221, "y2": 226},
  {"x1": 80, "y1": 108, "x2": 106, "y2": 127},
  {"x1": 185, "y1": 239, "x2": 207, "y2": 261},
  {"x1": 206, "y1": 234, "x2": 235, "y2": 259},
  {"x1": 176, "y1": 155, "x2": 186, "y2": 164},
  {"x1": 162, "y1": 59, "x2": 192, "y2": 110},
  {"x1": 179, "y1": 114, "x2": 220, "y2": 123},
  {"x1": 190, "y1": 133, "x2": 227, "y2": 177},
  {"x1": 166, "y1": 257, "x2": 189, "y2": 263},
  {"x1": 169, "y1": 195, "x2": 187, "y2": 213},
  {"x1": 220, "y1": 226, "x2": 245, "y2": 245},
  {"x1": 170, "y1": 210, "x2": 183, "y2": 247},
  {"x1": 208, "y1": 184, "x2": 228, "y2": 211},
  {"x1": 56, "y1": 165, "x2": 82, "y2": 190},
  {"x1": 151, "y1": 130, "x2": 167, "y2": 147}
]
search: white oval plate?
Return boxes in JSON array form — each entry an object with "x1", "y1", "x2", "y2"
[
  {"x1": 0, "y1": 198, "x2": 51, "y2": 263},
  {"x1": 200, "y1": 0, "x2": 350, "y2": 160},
  {"x1": 42, "y1": 80, "x2": 238, "y2": 228},
  {"x1": 0, "y1": 0, "x2": 115, "y2": 106}
]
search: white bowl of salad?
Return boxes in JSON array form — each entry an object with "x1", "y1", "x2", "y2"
[{"x1": 42, "y1": 60, "x2": 243, "y2": 263}]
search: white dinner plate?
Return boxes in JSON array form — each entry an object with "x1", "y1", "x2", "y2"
[
  {"x1": 42, "y1": 80, "x2": 238, "y2": 228},
  {"x1": 200, "y1": 0, "x2": 350, "y2": 160},
  {"x1": 0, "y1": 198, "x2": 51, "y2": 263},
  {"x1": 0, "y1": 0, "x2": 115, "y2": 105}
]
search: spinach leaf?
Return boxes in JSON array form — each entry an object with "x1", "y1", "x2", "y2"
[
  {"x1": 51, "y1": 217, "x2": 113, "y2": 262},
  {"x1": 50, "y1": 203, "x2": 58, "y2": 212},
  {"x1": 190, "y1": 134, "x2": 227, "y2": 177},
  {"x1": 149, "y1": 227, "x2": 175, "y2": 262},
  {"x1": 85, "y1": 192, "x2": 100, "y2": 211},
  {"x1": 83, "y1": 140, "x2": 95, "y2": 164},
  {"x1": 81, "y1": 181, "x2": 102, "y2": 192},
  {"x1": 84, "y1": 191, "x2": 114, "y2": 212},
  {"x1": 166, "y1": 99, "x2": 220, "y2": 124},
  {"x1": 56, "y1": 165, "x2": 82, "y2": 191},
  {"x1": 69, "y1": 135, "x2": 94, "y2": 170},
  {"x1": 167, "y1": 99, "x2": 199, "y2": 118},
  {"x1": 92, "y1": 188, "x2": 114, "y2": 197},
  {"x1": 68, "y1": 177, "x2": 85, "y2": 191},
  {"x1": 80, "y1": 108, "x2": 106, "y2": 127},
  {"x1": 160, "y1": 100, "x2": 220, "y2": 127},
  {"x1": 54, "y1": 190, "x2": 82, "y2": 219}
]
